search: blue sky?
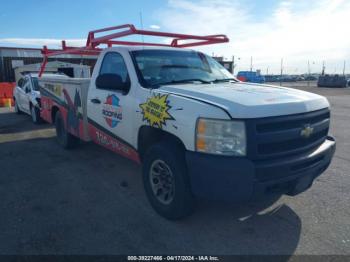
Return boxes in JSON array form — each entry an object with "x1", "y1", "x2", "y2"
[
  {"x1": 0, "y1": 0, "x2": 349, "y2": 74},
  {"x1": 0, "y1": 0, "x2": 280, "y2": 38},
  {"x1": 0, "y1": 0, "x2": 164, "y2": 38}
]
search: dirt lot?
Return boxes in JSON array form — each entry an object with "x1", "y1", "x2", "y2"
[{"x1": 0, "y1": 83, "x2": 349, "y2": 255}]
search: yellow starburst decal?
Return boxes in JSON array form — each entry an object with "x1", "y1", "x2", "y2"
[{"x1": 139, "y1": 94, "x2": 175, "y2": 128}]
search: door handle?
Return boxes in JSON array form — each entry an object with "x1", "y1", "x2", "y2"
[{"x1": 90, "y1": 98, "x2": 101, "y2": 104}]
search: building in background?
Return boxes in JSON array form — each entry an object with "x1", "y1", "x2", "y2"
[
  {"x1": 212, "y1": 56, "x2": 234, "y2": 74},
  {"x1": 14, "y1": 61, "x2": 91, "y2": 82},
  {"x1": 0, "y1": 47, "x2": 97, "y2": 83}
]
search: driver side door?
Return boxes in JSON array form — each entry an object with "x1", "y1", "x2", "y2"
[{"x1": 87, "y1": 51, "x2": 139, "y2": 162}]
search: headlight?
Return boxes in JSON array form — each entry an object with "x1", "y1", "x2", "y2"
[{"x1": 195, "y1": 118, "x2": 246, "y2": 156}]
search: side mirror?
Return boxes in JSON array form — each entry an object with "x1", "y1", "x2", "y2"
[{"x1": 96, "y1": 74, "x2": 130, "y2": 93}]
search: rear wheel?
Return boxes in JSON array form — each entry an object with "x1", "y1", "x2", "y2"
[
  {"x1": 31, "y1": 105, "x2": 42, "y2": 124},
  {"x1": 143, "y1": 141, "x2": 195, "y2": 220},
  {"x1": 55, "y1": 111, "x2": 79, "y2": 149}
]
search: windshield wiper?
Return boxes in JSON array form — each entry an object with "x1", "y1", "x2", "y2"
[
  {"x1": 156, "y1": 79, "x2": 211, "y2": 86},
  {"x1": 211, "y1": 78, "x2": 237, "y2": 83}
]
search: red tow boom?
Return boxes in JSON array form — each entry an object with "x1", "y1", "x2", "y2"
[{"x1": 39, "y1": 24, "x2": 229, "y2": 77}]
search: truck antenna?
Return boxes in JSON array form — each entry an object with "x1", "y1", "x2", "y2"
[{"x1": 139, "y1": 12, "x2": 145, "y2": 46}]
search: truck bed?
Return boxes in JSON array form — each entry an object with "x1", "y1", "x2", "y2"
[{"x1": 39, "y1": 77, "x2": 91, "y2": 141}]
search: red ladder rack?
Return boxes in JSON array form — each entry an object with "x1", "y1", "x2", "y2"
[{"x1": 39, "y1": 24, "x2": 229, "y2": 76}]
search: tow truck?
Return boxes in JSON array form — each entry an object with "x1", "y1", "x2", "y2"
[{"x1": 38, "y1": 24, "x2": 336, "y2": 220}]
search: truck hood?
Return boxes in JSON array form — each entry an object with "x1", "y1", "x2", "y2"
[{"x1": 159, "y1": 82, "x2": 329, "y2": 118}]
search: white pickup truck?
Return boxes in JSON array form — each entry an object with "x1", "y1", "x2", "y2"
[{"x1": 39, "y1": 46, "x2": 336, "y2": 220}]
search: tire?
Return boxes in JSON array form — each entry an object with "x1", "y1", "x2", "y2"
[
  {"x1": 54, "y1": 111, "x2": 79, "y2": 149},
  {"x1": 14, "y1": 99, "x2": 21, "y2": 114},
  {"x1": 31, "y1": 105, "x2": 42, "y2": 124},
  {"x1": 143, "y1": 140, "x2": 195, "y2": 220}
]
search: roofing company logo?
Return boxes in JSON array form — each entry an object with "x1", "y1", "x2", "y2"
[
  {"x1": 102, "y1": 94, "x2": 122, "y2": 128},
  {"x1": 139, "y1": 94, "x2": 174, "y2": 128},
  {"x1": 300, "y1": 124, "x2": 314, "y2": 138}
]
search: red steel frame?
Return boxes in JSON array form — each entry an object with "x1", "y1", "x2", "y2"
[{"x1": 39, "y1": 24, "x2": 229, "y2": 77}]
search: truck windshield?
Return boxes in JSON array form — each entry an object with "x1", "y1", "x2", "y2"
[
  {"x1": 131, "y1": 49, "x2": 237, "y2": 87},
  {"x1": 31, "y1": 77, "x2": 40, "y2": 91}
]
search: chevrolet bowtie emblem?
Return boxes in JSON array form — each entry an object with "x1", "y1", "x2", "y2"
[{"x1": 300, "y1": 124, "x2": 314, "y2": 138}]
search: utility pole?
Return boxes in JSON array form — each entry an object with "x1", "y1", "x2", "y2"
[
  {"x1": 307, "y1": 60, "x2": 311, "y2": 87},
  {"x1": 232, "y1": 56, "x2": 240, "y2": 75},
  {"x1": 232, "y1": 55, "x2": 235, "y2": 75},
  {"x1": 250, "y1": 56, "x2": 253, "y2": 72},
  {"x1": 343, "y1": 60, "x2": 346, "y2": 76},
  {"x1": 322, "y1": 61, "x2": 325, "y2": 76},
  {"x1": 280, "y1": 58, "x2": 283, "y2": 86},
  {"x1": 266, "y1": 66, "x2": 269, "y2": 75}
]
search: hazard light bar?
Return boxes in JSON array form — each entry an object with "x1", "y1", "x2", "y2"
[{"x1": 39, "y1": 24, "x2": 229, "y2": 77}]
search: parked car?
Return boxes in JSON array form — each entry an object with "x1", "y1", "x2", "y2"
[
  {"x1": 264, "y1": 75, "x2": 279, "y2": 82},
  {"x1": 304, "y1": 75, "x2": 318, "y2": 81},
  {"x1": 317, "y1": 75, "x2": 348, "y2": 88},
  {"x1": 281, "y1": 75, "x2": 297, "y2": 82},
  {"x1": 13, "y1": 73, "x2": 68, "y2": 123}
]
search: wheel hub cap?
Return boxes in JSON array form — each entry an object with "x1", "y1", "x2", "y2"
[{"x1": 149, "y1": 160, "x2": 175, "y2": 205}]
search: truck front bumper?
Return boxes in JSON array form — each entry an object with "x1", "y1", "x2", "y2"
[{"x1": 185, "y1": 136, "x2": 336, "y2": 202}]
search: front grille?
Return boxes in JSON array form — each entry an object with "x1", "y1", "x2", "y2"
[
  {"x1": 256, "y1": 110, "x2": 330, "y2": 133},
  {"x1": 257, "y1": 129, "x2": 328, "y2": 155},
  {"x1": 247, "y1": 108, "x2": 330, "y2": 160}
]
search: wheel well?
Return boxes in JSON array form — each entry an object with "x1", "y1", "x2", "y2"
[
  {"x1": 51, "y1": 106, "x2": 59, "y2": 123},
  {"x1": 138, "y1": 126, "x2": 185, "y2": 160}
]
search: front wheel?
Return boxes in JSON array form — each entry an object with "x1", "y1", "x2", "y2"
[
  {"x1": 143, "y1": 141, "x2": 195, "y2": 220},
  {"x1": 14, "y1": 100, "x2": 21, "y2": 114},
  {"x1": 55, "y1": 111, "x2": 79, "y2": 149},
  {"x1": 31, "y1": 106, "x2": 42, "y2": 124}
]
